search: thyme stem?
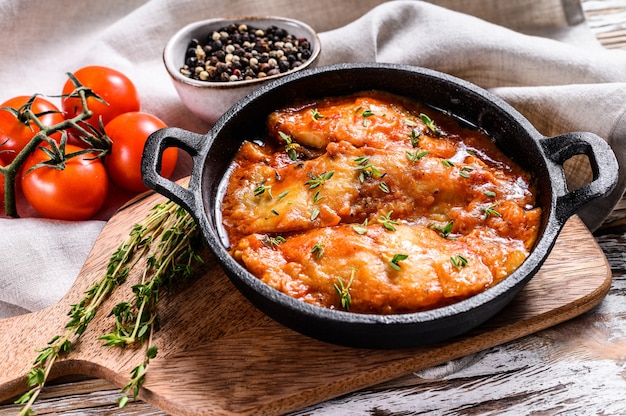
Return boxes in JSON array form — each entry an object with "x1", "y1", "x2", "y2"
[
  {"x1": 17, "y1": 194, "x2": 205, "y2": 415},
  {"x1": 99, "y1": 200, "x2": 205, "y2": 406}
]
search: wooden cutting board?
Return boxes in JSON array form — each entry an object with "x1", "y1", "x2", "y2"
[{"x1": 0, "y1": 188, "x2": 611, "y2": 416}]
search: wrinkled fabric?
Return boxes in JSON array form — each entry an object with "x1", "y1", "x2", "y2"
[{"x1": 0, "y1": 0, "x2": 624, "y2": 319}]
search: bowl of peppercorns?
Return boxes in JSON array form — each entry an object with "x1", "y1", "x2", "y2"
[{"x1": 164, "y1": 16, "x2": 321, "y2": 124}]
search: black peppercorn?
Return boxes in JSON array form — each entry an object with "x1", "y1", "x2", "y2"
[{"x1": 179, "y1": 22, "x2": 312, "y2": 82}]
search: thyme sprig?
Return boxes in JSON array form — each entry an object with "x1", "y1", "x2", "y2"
[
  {"x1": 378, "y1": 211, "x2": 398, "y2": 232},
  {"x1": 482, "y1": 203, "x2": 502, "y2": 219},
  {"x1": 15, "y1": 201, "x2": 172, "y2": 414},
  {"x1": 99, "y1": 201, "x2": 204, "y2": 406},
  {"x1": 311, "y1": 243, "x2": 325, "y2": 259},
  {"x1": 354, "y1": 156, "x2": 382, "y2": 182},
  {"x1": 450, "y1": 254, "x2": 469, "y2": 270},
  {"x1": 404, "y1": 119, "x2": 421, "y2": 147},
  {"x1": 431, "y1": 220, "x2": 454, "y2": 238},
  {"x1": 254, "y1": 181, "x2": 272, "y2": 198},
  {"x1": 16, "y1": 197, "x2": 206, "y2": 415},
  {"x1": 262, "y1": 235, "x2": 286, "y2": 249},
  {"x1": 334, "y1": 268, "x2": 356, "y2": 311},
  {"x1": 311, "y1": 108, "x2": 324, "y2": 121},
  {"x1": 305, "y1": 170, "x2": 334, "y2": 189},
  {"x1": 420, "y1": 113, "x2": 445, "y2": 137},
  {"x1": 408, "y1": 128, "x2": 421, "y2": 147},
  {"x1": 278, "y1": 131, "x2": 300, "y2": 161},
  {"x1": 100, "y1": 203, "x2": 203, "y2": 347}
]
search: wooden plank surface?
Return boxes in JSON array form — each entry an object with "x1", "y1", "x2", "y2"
[
  {"x1": 2, "y1": 1, "x2": 626, "y2": 415},
  {"x1": 0, "y1": 184, "x2": 611, "y2": 415}
]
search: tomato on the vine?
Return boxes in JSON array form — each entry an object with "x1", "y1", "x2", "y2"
[
  {"x1": 0, "y1": 159, "x2": 4, "y2": 198},
  {"x1": 21, "y1": 143, "x2": 109, "y2": 220},
  {"x1": 62, "y1": 66, "x2": 140, "y2": 129},
  {"x1": 104, "y1": 111, "x2": 177, "y2": 193},
  {"x1": 0, "y1": 96, "x2": 64, "y2": 164}
]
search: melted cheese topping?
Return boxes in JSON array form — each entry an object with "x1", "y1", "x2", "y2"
[{"x1": 221, "y1": 92, "x2": 541, "y2": 314}]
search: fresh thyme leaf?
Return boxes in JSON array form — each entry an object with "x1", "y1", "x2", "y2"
[
  {"x1": 482, "y1": 203, "x2": 502, "y2": 219},
  {"x1": 354, "y1": 156, "x2": 382, "y2": 181},
  {"x1": 361, "y1": 109, "x2": 374, "y2": 126},
  {"x1": 450, "y1": 255, "x2": 469, "y2": 269},
  {"x1": 442, "y1": 159, "x2": 455, "y2": 168},
  {"x1": 484, "y1": 190, "x2": 496, "y2": 197},
  {"x1": 406, "y1": 149, "x2": 428, "y2": 162},
  {"x1": 378, "y1": 211, "x2": 398, "y2": 232},
  {"x1": 311, "y1": 108, "x2": 324, "y2": 121},
  {"x1": 146, "y1": 344, "x2": 158, "y2": 359},
  {"x1": 310, "y1": 206, "x2": 320, "y2": 220},
  {"x1": 311, "y1": 243, "x2": 325, "y2": 259},
  {"x1": 305, "y1": 170, "x2": 334, "y2": 189},
  {"x1": 353, "y1": 155, "x2": 369, "y2": 165},
  {"x1": 271, "y1": 209, "x2": 280, "y2": 216},
  {"x1": 389, "y1": 253, "x2": 409, "y2": 271},
  {"x1": 352, "y1": 225, "x2": 368, "y2": 235},
  {"x1": 253, "y1": 182, "x2": 272, "y2": 198},
  {"x1": 312, "y1": 190, "x2": 325, "y2": 203},
  {"x1": 407, "y1": 128, "x2": 421, "y2": 147},
  {"x1": 459, "y1": 166, "x2": 473, "y2": 178},
  {"x1": 278, "y1": 131, "x2": 300, "y2": 161},
  {"x1": 262, "y1": 235, "x2": 286, "y2": 249},
  {"x1": 278, "y1": 131, "x2": 291, "y2": 143},
  {"x1": 352, "y1": 218, "x2": 369, "y2": 235},
  {"x1": 334, "y1": 268, "x2": 356, "y2": 311},
  {"x1": 431, "y1": 220, "x2": 454, "y2": 238},
  {"x1": 277, "y1": 190, "x2": 289, "y2": 199},
  {"x1": 379, "y1": 181, "x2": 390, "y2": 193},
  {"x1": 420, "y1": 113, "x2": 444, "y2": 136}
]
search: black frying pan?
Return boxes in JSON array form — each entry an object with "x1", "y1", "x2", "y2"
[{"x1": 142, "y1": 63, "x2": 618, "y2": 348}]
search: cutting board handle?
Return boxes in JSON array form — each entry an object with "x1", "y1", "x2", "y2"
[{"x1": 0, "y1": 303, "x2": 78, "y2": 402}]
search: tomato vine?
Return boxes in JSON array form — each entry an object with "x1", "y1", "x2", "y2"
[{"x1": 0, "y1": 78, "x2": 111, "y2": 218}]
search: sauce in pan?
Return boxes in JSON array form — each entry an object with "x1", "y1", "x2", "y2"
[{"x1": 220, "y1": 91, "x2": 541, "y2": 314}]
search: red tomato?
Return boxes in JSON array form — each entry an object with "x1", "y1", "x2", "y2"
[
  {"x1": 104, "y1": 112, "x2": 177, "y2": 193},
  {"x1": 21, "y1": 144, "x2": 109, "y2": 220},
  {"x1": 0, "y1": 96, "x2": 64, "y2": 164},
  {"x1": 62, "y1": 66, "x2": 140, "y2": 129}
]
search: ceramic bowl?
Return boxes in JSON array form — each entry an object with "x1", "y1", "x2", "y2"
[
  {"x1": 163, "y1": 16, "x2": 321, "y2": 124},
  {"x1": 143, "y1": 63, "x2": 618, "y2": 349}
]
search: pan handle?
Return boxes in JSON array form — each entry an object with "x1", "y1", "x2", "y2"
[
  {"x1": 141, "y1": 127, "x2": 208, "y2": 219},
  {"x1": 540, "y1": 132, "x2": 618, "y2": 224}
]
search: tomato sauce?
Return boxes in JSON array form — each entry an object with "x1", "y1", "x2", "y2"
[{"x1": 220, "y1": 92, "x2": 541, "y2": 314}]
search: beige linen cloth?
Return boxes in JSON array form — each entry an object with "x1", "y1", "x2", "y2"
[{"x1": 0, "y1": 0, "x2": 624, "y2": 322}]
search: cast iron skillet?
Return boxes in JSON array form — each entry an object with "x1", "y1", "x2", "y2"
[{"x1": 142, "y1": 63, "x2": 618, "y2": 349}]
